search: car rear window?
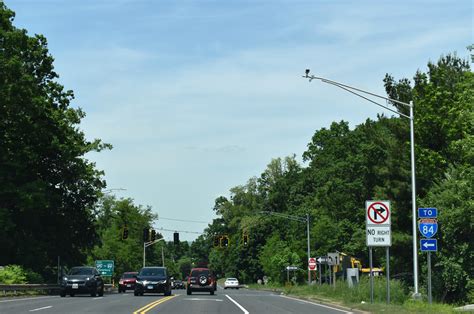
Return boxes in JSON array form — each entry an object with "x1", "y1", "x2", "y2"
[
  {"x1": 123, "y1": 273, "x2": 136, "y2": 279},
  {"x1": 227, "y1": 278, "x2": 237, "y2": 281},
  {"x1": 69, "y1": 267, "x2": 93, "y2": 275},
  {"x1": 191, "y1": 269, "x2": 210, "y2": 277},
  {"x1": 140, "y1": 268, "x2": 165, "y2": 276}
]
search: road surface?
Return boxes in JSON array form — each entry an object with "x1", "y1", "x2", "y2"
[{"x1": 0, "y1": 286, "x2": 353, "y2": 314}]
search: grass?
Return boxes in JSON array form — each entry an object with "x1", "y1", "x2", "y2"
[{"x1": 247, "y1": 277, "x2": 461, "y2": 313}]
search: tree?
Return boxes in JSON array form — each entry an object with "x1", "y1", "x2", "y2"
[
  {"x1": 88, "y1": 196, "x2": 156, "y2": 281},
  {"x1": 0, "y1": 3, "x2": 111, "y2": 278}
]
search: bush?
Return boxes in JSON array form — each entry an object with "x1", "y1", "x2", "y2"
[{"x1": 0, "y1": 265, "x2": 43, "y2": 284}]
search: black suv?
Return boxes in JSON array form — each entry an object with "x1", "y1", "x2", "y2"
[
  {"x1": 60, "y1": 266, "x2": 104, "y2": 297},
  {"x1": 186, "y1": 268, "x2": 216, "y2": 295},
  {"x1": 134, "y1": 266, "x2": 171, "y2": 296}
]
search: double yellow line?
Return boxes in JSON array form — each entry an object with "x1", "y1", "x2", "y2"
[{"x1": 133, "y1": 295, "x2": 177, "y2": 314}]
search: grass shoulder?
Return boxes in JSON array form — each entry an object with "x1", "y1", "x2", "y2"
[{"x1": 247, "y1": 278, "x2": 458, "y2": 314}]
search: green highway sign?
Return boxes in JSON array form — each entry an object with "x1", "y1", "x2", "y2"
[{"x1": 95, "y1": 260, "x2": 114, "y2": 276}]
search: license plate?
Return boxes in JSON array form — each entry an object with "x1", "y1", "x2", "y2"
[
  {"x1": 72, "y1": 283, "x2": 78, "y2": 289},
  {"x1": 147, "y1": 285, "x2": 154, "y2": 290},
  {"x1": 127, "y1": 284, "x2": 131, "y2": 287}
]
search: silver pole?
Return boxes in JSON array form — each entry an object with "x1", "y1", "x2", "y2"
[
  {"x1": 409, "y1": 102, "x2": 419, "y2": 296},
  {"x1": 386, "y1": 247, "x2": 390, "y2": 304},
  {"x1": 162, "y1": 246, "x2": 165, "y2": 267},
  {"x1": 370, "y1": 247, "x2": 374, "y2": 304},
  {"x1": 307, "y1": 213, "x2": 311, "y2": 285},
  {"x1": 319, "y1": 262, "x2": 322, "y2": 285},
  {"x1": 428, "y1": 252, "x2": 432, "y2": 304}
]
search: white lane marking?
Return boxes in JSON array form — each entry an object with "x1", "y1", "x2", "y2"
[
  {"x1": 29, "y1": 305, "x2": 53, "y2": 312},
  {"x1": 225, "y1": 295, "x2": 249, "y2": 314},
  {"x1": 93, "y1": 297, "x2": 103, "y2": 300},
  {"x1": 186, "y1": 298, "x2": 223, "y2": 302},
  {"x1": 280, "y1": 295, "x2": 353, "y2": 314},
  {"x1": 0, "y1": 296, "x2": 57, "y2": 304}
]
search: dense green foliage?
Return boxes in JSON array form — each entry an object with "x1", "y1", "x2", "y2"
[
  {"x1": 0, "y1": 265, "x2": 42, "y2": 284},
  {"x1": 0, "y1": 4, "x2": 110, "y2": 279}
]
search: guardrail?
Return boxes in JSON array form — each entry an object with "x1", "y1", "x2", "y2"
[{"x1": 0, "y1": 284, "x2": 114, "y2": 296}]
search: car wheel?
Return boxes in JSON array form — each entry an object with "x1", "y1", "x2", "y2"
[
  {"x1": 224, "y1": 287, "x2": 227, "y2": 289},
  {"x1": 98, "y1": 285, "x2": 104, "y2": 297},
  {"x1": 187, "y1": 288, "x2": 192, "y2": 295},
  {"x1": 210, "y1": 289, "x2": 214, "y2": 295},
  {"x1": 90, "y1": 289, "x2": 97, "y2": 297},
  {"x1": 70, "y1": 293, "x2": 75, "y2": 297},
  {"x1": 236, "y1": 287, "x2": 239, "y2": 290},
  {"x1": 134, "y1": 290, "x2": 139, "y2": 296},
  {"x1": 60, "y1": 291, "x2": 66, "y2": 297},
  {"x1": 164, "y1": 289, "x2": 171, "y2": 296}
]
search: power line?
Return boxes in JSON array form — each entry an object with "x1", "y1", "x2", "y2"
[
  {"x1": 156, "y1": 227, "x2": 205, "y2": 235},
  {"x1": 158, "y1": 217, "x2": 209, "y2": 224}
]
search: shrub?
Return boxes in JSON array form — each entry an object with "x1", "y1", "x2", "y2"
[{"x1": 0, "y1": 265, "x2": 43, "y2": 284}]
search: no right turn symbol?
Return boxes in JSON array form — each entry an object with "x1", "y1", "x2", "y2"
[{"x1": 367, "y1": 201, "x2": 390, "y2": 225}]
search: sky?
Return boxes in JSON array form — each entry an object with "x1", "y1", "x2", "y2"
[{"x1": 6, "y1": 0, "x2": 472, "y2": 241}]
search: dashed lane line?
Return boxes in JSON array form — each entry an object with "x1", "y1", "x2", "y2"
[{"x1": 29, "y1": 305, "x2": 53, "y2": 312}]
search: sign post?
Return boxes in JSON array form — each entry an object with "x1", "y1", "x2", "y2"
[
  {"x1": 418, "y1": 208, "x2": 438, "y2": 305},
  {"x1": 366, "y1": 201, "x2": 392, "y2": 304}
]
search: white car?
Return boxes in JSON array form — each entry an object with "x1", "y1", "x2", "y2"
[{"x1": 224, "y1": 278, "x2": 239, "y2": 289}]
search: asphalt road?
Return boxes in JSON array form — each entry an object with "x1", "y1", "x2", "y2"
[{"x1": 0, "y1": 286, "x2": 353, "y2": 314}]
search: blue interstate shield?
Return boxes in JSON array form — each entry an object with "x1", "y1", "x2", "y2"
[{"x1": 419, "y1": 219, "x2": 438, "y2": 238}]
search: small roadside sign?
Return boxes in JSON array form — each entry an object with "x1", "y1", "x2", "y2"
[
  {"x1": 317, "y1": 256, "x2": 329, "y2": 264},
  {"x1": 308, "y1": 258, "x2": 317, "y2": 271},
  {"x1": 366, "y1": 201, "x2": 391, "y2": 225},
  {"x1": 418, "y1": 208, "x2": 437, "y2": 218},
  {"x1": 419, "y1": 219, "x2": 438, "y2": 238},
  {"x1": 420, "y1": 239, "x2": 437, "y2": 252},
  {"x1": 285, "y1": 266, "x2": 299, "y2": 271},
  {"x1": 95, "y1": 260, "x2": 114, "y2": 276},
  {"x1": 327, "y1": 253, "x2": 340, "y2": 265}
]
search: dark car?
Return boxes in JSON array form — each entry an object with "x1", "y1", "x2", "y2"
[
  {"x1": 60, "y1": 266, "x2": 104, "y2": 297},
  {"x1": 186, "y1": 268, "x2": 215, "y2": 295},
  {"x1": 118, "y1": 271, "x2": 138, "y2": 293},
  {"x1": 134, "y1": 266, "x2": 171, "y2": 296},
  {"x1": 172, "y1": 279, "x2": 185, "y2": 289}
]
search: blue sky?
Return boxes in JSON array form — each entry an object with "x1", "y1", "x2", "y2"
[{"x1": 7, "y1": 0, "x2": 472, "y2": 241}]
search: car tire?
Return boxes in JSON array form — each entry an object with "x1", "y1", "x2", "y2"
[
  {"x1": 70, "y1": 293, "x2": 75, "y2": 297},
  {"x1": 164, "y1": 289, "x2": 171, "y2": 296},
  {"x1": 98, "y1": 285, "x2": 104, "y2": 297},
  {"x1": 90, "y1": 289, "x2": 97, "y2": 297},
  {"x1": 236, "y1": 287, "x2": 239, "y2": 290},
  {"x1": 224, "y1": 287, "x2": 227, "y2": 289},
  {"x1": 210, "y1": 289, "x2": 214, "y2": 295},
  {"x1": 187, "y1": 288, "x2": 192, "y2": 295},
  {"x1": 60, "y1": 291, "x2": 66, "y2": 297},
  {"x1": 134, "y1": 290, "x2": 139, "y2": 296}
]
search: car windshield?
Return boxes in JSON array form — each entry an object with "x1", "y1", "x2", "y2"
[
  {"x1": 191, "y1": 269, "x2": 209, "y2": 277},
  {"x1": 69, "y1": 267, "x2": 93, "y2": 275},
  {"x1": 140, "y1": 268, "x2": 165, "y2": 276},
  {"x1": 123, "y1": 273, "x2": 136, "y2": 279}
]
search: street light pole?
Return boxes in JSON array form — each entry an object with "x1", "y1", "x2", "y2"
[
  {"x1": 260, "y1": 211, "x2": 312, "y2": 285},
  {"x1": 143, "y1": 238, "x2": 165, "y2": 268},
  {"x1": 302, "y1": 70, "x2": 419, "y2": 297}
]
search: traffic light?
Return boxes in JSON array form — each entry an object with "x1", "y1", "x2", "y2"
[
  {"x1": 221, "y1": 235, "x2": 229, "y2": 248},
  {"x1": 243, "y1": 233, "x2": 249, "y2": 246},
  {"x1": 143, "y1": 228, "x2": 150, "y2": 242},
  {"x1": 213, "y1": 236, "x2": 220, "y2": 248},
  {"x1": 151, "y1": 229, "x2": 156, "y2": 241},
  {"x1": 173, "y1": 232, "x2": 179, "y2": 245},
  {"x1": 122, "y1": 227, "x2": 129, "y2": 240}
]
